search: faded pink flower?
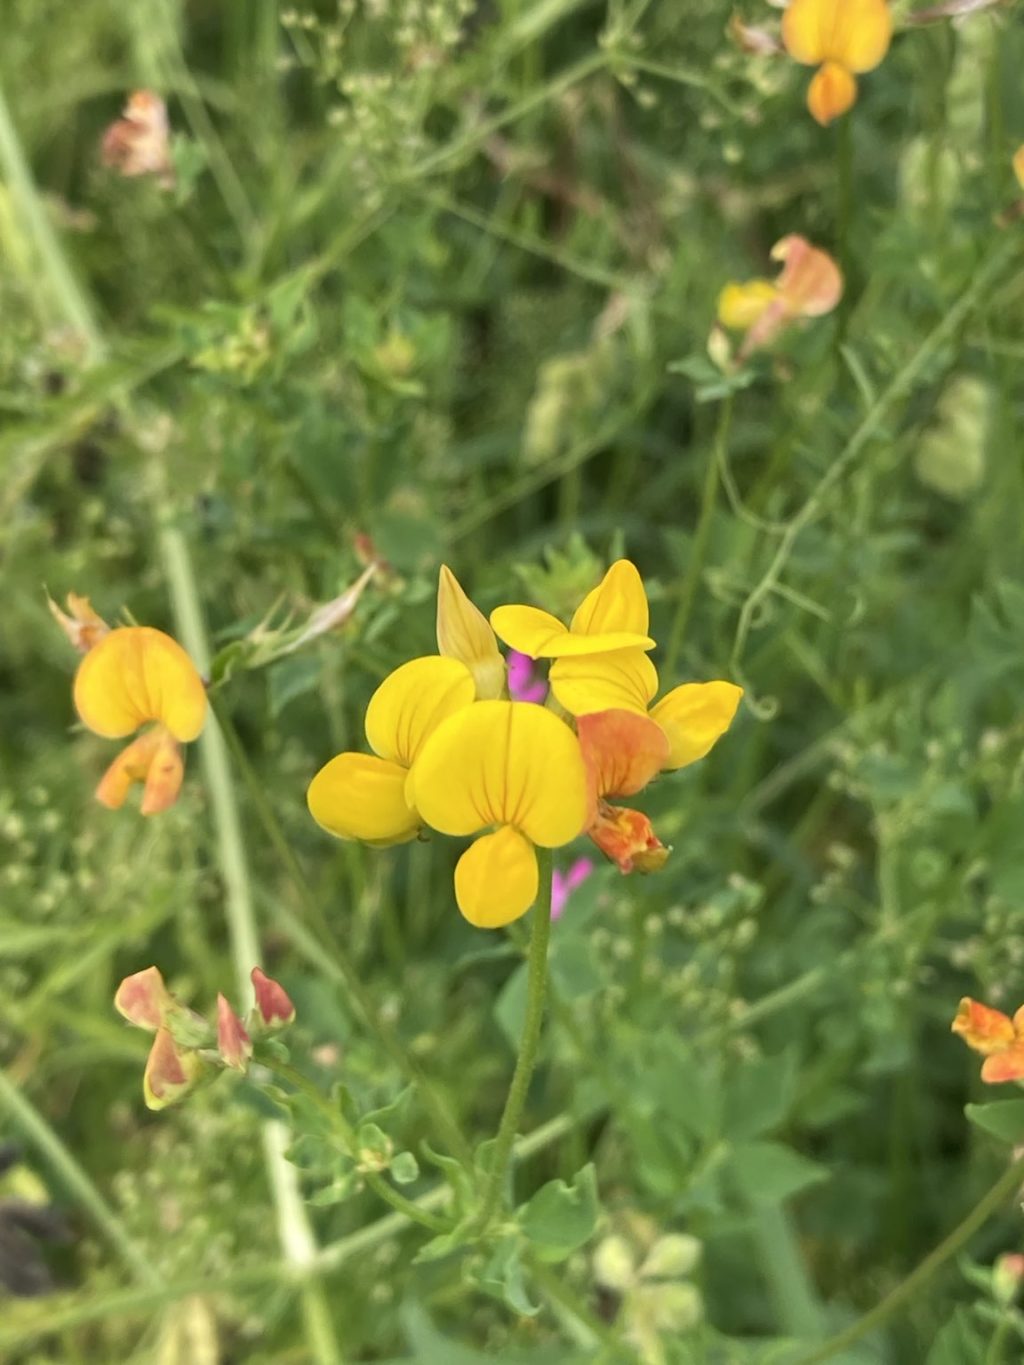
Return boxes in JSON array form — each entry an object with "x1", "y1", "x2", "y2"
[{"x1": 552, "y1": 857, "x2": 594, "y2": 920}]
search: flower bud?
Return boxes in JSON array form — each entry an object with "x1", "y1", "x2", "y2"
[
  {"x1": 216, "y1": 993, "x2": 253, "y2": 1071},
  {"x1": 251, "y1": 967, "x2": 296, "y2": 1030},
  {"x1": 436, "y1": 566, "x2": 506, "y2": 701},
  {"x1": 114, "y1": 966, "x2": 174, "y2": 1031},
  {"x1": 143, "y1": 1029, "x2": 204, "y2": 1110}
]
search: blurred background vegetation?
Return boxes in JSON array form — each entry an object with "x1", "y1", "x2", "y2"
[{"x1": 2, "y1": 0, "x2": 1024, "y2": 1360}]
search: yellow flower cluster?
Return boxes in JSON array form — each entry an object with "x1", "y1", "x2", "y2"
[{"x1": 307, "y1": 563, "x2": 742, "y2": 929}]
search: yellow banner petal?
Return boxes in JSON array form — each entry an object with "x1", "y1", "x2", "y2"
[
  {"x1": 570, "y1": 559, "x2": 650, "y2": 638},
  {"x1": 307, "y1": 752, "x2": 420, "y2": 845},
  {"x1": 74, "y1": 627, "x2": 207, "y2": 742},
  {"x1": 436, "y1": 565, "x2": 506, "y2": 700},
  {"x1": 549, "y1": 647, "x2": 659, "y2": 717},
  {"x1": 454, "y1": 826, "x2": 539, "y2": 928},
  {"x1": 649, "y1": 681, "x2": 743, "y2": 770},
  {"x1": 410, "y1": 700, "x2": 588, "y2": 846},
  {"x1": 364, "y1": 655, "x2": 475, "y2": 767}
]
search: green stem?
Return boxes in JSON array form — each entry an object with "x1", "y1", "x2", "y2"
[
  {"x1": 793, "y1": 1150, "x2": 1024, "y2": 1365},
  {"x1": 262, "y1": 1060, "x2": 451, "y2": 1233},
  {"x1": 665, "y1": 396, "x2": 732, "y2": 676},
  {"x1": 0, "y1": 1066, "x2": 161, "y2": 1288},
  {"x1": 157, "y1": 513, "x2": 342, "y2": 1365},
  {"x1": 210, "y1": 697, "x2": 474, "y2": 1169},
  {"x1": 473, "y1": 852, "x2": 554, "y2": 1232}
]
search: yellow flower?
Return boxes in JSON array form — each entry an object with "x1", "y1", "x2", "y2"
[
  {"x1": 550, "y1": 649, "x2": 742, "y2": 772},
  {"x1": 408, "y1": 701, "x2": 589, "y2": 928},
  {"x1": 1014, "y1": 145, "x2": 1024, "y2": 192},
  {"x1": 782, "y1": 0, "x2": 892, "y2": 125},
  {"x1": 307, "y1": 655, "x2": 475, "y2": 845},
  {"x1": 436, "y1": 565, "x2": 506, "y2": 700},
  {"x1": 490, "y1": 559, "x2": 655, "y2": 660},
  {"x1": 718, "y1": 236, "x2": 843, "y2": 360},
  {"x1": 73, "y1": 626, "x2": 207, "y2": 814}
]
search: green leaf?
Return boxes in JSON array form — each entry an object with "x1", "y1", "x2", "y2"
[
  {"x1": 389, "y1": 1151, "x2": 420, "y2": 1185},
  {"x1": 724, "y1": 1052, "x2": 798, "y2": 1141},
  {"x1": 965, "y1": 1099, "x2": 1024, "y2": 1143},
  {"x1": 729, "y1": 1142, "x2": 828, "y2": 1207},
  {"x1": 518, "y1": 1164, "x2": 600, "y2": 1262},
  {"x1": 475, "y1": 1236, "x2": 539, "y2": 1317}
]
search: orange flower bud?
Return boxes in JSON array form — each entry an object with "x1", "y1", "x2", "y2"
[
  {"x1": 216, "y1": 993, "x2": 253, "y2": 1071},
  {"x1": 114, "y1": 966, "x2": 174, "y2": 1031},
  {"x1": 251, "y1": 967, "x2": 296, "y2": 1030},
  {"x1": 143, "y1": 1028, "x2": 204, "y2": 1110},
  {"x1": 48, "y1": 592, "x2": 109, "y2": 654},
  {"x1": 589, "y1": 803, "x2": 669, "y2": 875}
]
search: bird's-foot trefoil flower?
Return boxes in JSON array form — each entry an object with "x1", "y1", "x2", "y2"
[
  {"x1": 782, "y1": 0, "x2": 892, "y2": 125},
  {"x1": 491, "y1": 559, "x2": 655, "y2": 660},
  {"x1": 952, "y1": 997, "x2": 1024, "y2": 1083},
  {"x1": 717, "y1": 236, "x2": 843, "y2": 362},
  {"x1": 436, "y1": 565, "x2": 506, "y2": 700},
  {"x1": 408, "y1": 700, "x2": 589, "y2": 928},
  {"x1": 307, "y1": 654, "x2": 475, "y2": 845},
  {"x1": 71, "y1": 624, "x2": 207, "y2": 815}
]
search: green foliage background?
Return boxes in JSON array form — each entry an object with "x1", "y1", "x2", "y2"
[{"x1": 2, "y1": 0, "x2": 1024, "y2": 1360}]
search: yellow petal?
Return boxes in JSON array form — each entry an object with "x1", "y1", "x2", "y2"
[
  {"x1": 307, "y1": 753, "x2": 420, "y2": 845},
  {"x1": 782, "y1": 0, "x2": 891, "y2": 72},
  {"x1": 577, "y1": 710, "x2": 670, "y2": 802},
  {"x1": 570, "y1": 559, "x2": 650, "y2": 638},
  {"x1": 73, "y1": 627, "x2": 207, "y2": 742},
  {"x1": 717, "y1": 280, "x2": 778, "y2": 332},
  {"x1": 550, "y1": 647, "x2": 659, "y2": 717},
  {"x1": 364, "y1": 655, "x2": 475, "y2": 767},
  {"x1": 649, "y1": 681, "x2": 743, "y2": 770},
  {"x1": 1015, "y1": 145, "x2": 1024, "y2": 192},
  {"x1": 410, "y1": 700, "x2": 588, "y2": 847},
  {"x1": 436, "y1": 565, "x2": 506, "y2": 700},
  {"x1": 807, "y1": 62, "x2": 858, "y2": 125},
  {"x1": 489, "y1": 604, "x2": 572, "y2": 657},
  {"x1": 454, "y1": 826, "x2": 539, "y2": 928}
]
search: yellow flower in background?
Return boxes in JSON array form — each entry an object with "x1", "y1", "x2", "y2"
[
  {"x1": 73, "y1": 626, "x2": 207, "y2": 815},
  {"x1": 436, "y1": 564, "x2": 505, "y2": 700},
  {"x1": 307, "y1": 655, "x2": 475, "y2": 845},
  {"x1": 952, "y1": 997, "x2": 1024, "y2": 1084},
  {"x1": 782, "y1": 0, "x2": 892, "y2": 125},
  {"x1": 1014, "y1": 146, "x2": 1024, "y2": 191},
  {"x1": 717, "y1": 235, "x2": 843, "y2": 361},
  {"x1": 490, "y1": 559, "x2": 655, "y2": 660},
  {"x1": 408, "y1": 701, "x2": 588, "y2": 928}
]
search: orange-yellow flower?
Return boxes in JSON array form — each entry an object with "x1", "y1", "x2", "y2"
[
  {"x1": 782, "y1": 0, "x2": 892, "y2": 125},
  {"x1": 578, "y1": 710, "x2": 671, "y2": 873},
  {"x1": 718, "y1": 236, "x2": 843, "y2": 360},
  {"x1": 952, "y1": 997, "x2": 1024, "y2": 1083},
  {"x1": 408, "y1": 700, "x2": 589, "y2": 928},
  {"x1": 73, "y1": 626, "x2": 207, "y2": 815},
  {"x1": 307, "y1": 655, "x2": 475, "y2": 845},
  {"x1": 490, "y1": 559, "x2": 655, "y2": 660}
]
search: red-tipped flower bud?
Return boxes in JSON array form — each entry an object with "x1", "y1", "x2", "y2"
[
  {"x1": 251, "y1": 967, "x2": 296, "y2": 1030},
  {"x1": 216, "y1": 993, "x2": 253, "y2": 1071},
  {"x1": 114, "y1": 966, "x2": 174, "y2": 1031},
  {"x1": 143, "y1": 1028, "x2": 204, "y2": 1110}
]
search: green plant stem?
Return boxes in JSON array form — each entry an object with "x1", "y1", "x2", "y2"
[
  {"x1": 210, "y1": 697, "x2": 474, "y2": 1169},
  {"x1": 665, "y1": 396, "x2": 732, "y2": 677},
  {"x1": 0, "y1": 1066, "x2": 162, "y2": 1289},
  {"x1": 158, "y1": 514, "x2": 342, "y2": 1365},
  {"x1": 794, "y1": 1150, "x2": 1024, "y2": 1365},
  {"x1": 261, "y1": 1060, "x2": 451, "y2": 1233},
  {"x1": 473, "y1": 852, "x2": 554, "y2": 1232}
]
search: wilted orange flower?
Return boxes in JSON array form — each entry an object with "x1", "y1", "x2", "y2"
[
  {"x1": 718, "y1": 235, "x2": 843, "y2": 361},
  {"x1": 952, "y1": 997, "x2": 1024, "y2": 1083},
  {"x1": 782, "y1": 0, "x2": 892, "y2": 125},
  {"x1": 72, "y1": 625, "x2": 207, "y2": 815},
  {"x1": 579, "y1": 711, "x2": 671, "y2": 873},
  {"x1": 48, "y1": 592, "x2": 109, "y2": 653},
  {"x1": 101, "y1": 90, "x2": 174, "y2": 187}
]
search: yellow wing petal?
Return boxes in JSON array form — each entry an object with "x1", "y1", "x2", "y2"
[
  {"x1": 307, "y1": 752, "x2": 420, "y2": 845},
  {"x1": 454, "y1": 826, "x2": 539, "y2": 928},
  {"x1": 73, "y1": 627, "x2": 207, "y2": 742},
  {"x1": 570, "y1": 560, "x2": 650, "y2": 638},
  {"x1": 549, "y1": 647, "x2": 659, "y2": 717},
  {"x1": 410, "y1": 700, "x2": 588, "y2": 846},
  {"x1": 364, "y1": 655, "x2": 475, "y2": 767},
  {"x1": 436, "y1": 565, "x2": 506, "y2": 700},
  {"x1": 649, "y1": 681, "x2": 742, "y2": 770}
]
